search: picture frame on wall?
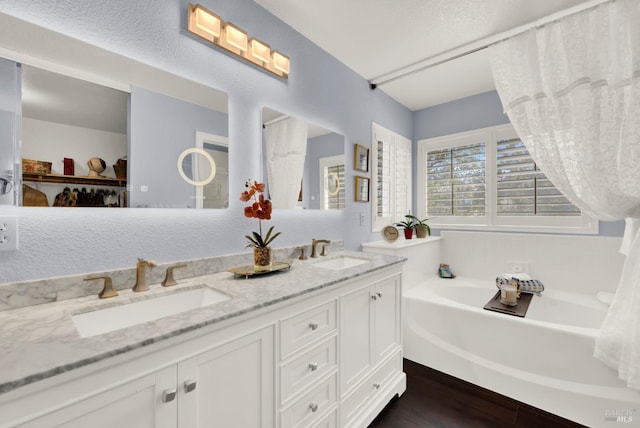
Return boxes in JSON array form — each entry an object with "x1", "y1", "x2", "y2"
[
  {"x1": 354, "y1": 144, "x2": 369, "y2": 172},
  {"x1": 355, "y1": 176, "x2": 369, "y2": 202}
]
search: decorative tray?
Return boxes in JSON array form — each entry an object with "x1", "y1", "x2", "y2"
[
  {"x1": 482, "y1": 291, "x2": 533, "y2": 317},
  {"x1": 229, "y1": 261, "x2": 292, "y2": 279}
]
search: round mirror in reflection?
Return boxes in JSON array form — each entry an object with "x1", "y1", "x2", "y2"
[
  {"x1": 0, "y1": 177, "x2": 13, "y2": 195},
  {"x1": 327, "y1": 172, "x2": 340, "y2": 196},
  {"x1": 177, "y1": 148, "x2": 217, "y2": 186}
]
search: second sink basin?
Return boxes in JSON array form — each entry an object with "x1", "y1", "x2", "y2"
[
  {"x1": 313, "y1": 256, "x2": 369, "y2": 270},
  {"x1": 72, "y1": 287, "x2": 230, "y2": 338}
]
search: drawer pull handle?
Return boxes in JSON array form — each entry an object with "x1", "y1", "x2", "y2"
[
  {"x1": 309, "y1": 322, "x2": 319, "y2": 330},
  {"x1": 162, "y1": 388, "x2": 177, "y2": 403},
  {"x1": 309, "y1": 402, "x2": 319, "y2": 413},
  {"x1": 308, "y1": 362, "x2": 319, "y2": 371},
  {"x1": 373, "y1": 382, "x2": 381, "y2": 389},
  {"x1": 184, "y1": 379, "x2": 197, "y2": 393}
]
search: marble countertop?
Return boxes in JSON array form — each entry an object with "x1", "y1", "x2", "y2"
[{"x1": 0, "y1": 251, "x2": 404, "y2": 395}]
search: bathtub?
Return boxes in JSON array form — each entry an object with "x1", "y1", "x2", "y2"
[{"x1": 404, "y1": 277, "x2": 640, "y2": 428}]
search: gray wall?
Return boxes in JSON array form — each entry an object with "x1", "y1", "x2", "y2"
[
  {"x1": 0, "y1": 0, "x2": 412, "y2": 282},
  {"x1": 412, "y1": 90, "x2": 625, "y2": 237},
  {"x1": 129, "y1": 86, "x2": 228, "y2": 208},
  {"x1": 304, "y1": 132, "x2": 344, "y2": 210}
]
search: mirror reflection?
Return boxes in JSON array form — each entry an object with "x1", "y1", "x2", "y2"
[
  {"x1": 262, "y1": 107, "x2": 345, "y2": 210},
  {"x1": 1, "y1": 60, "x2": 229, "y2": 209}
]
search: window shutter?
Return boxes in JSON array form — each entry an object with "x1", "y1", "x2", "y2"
[
  {"x1": 496, "y1": 138, "x2": 579, "y2": 216},
  {"x1": 426, "y1": 142, "x2": 486, "y2": 216}
]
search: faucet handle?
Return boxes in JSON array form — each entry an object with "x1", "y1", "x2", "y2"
[
  {"x1": 295, "y1": 247, "x2": 308, "y2": 260},
  {"x1": 84, "y1": 276, "x2": 118, "y2": 299},
  {"x1": 321, "y1": 244, "x2": 328, "y2": 257},
  {"x1": 162, "y1": 263, "x2": 187, "y2": 287}
]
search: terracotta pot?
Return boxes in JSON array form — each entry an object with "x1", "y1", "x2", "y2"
[
  {"x1": 415, "y1": 225, "x2": 429, "y2": 238},
  {"x1": 403, "y1": 228, "x2": 413, "y2": 240},
  {"x1": 254, "y1": 247, "x2": 272, "y2": 271}
]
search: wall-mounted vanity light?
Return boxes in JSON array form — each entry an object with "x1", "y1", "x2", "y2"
[{"x1": 187, "y1": 3, "x2": 290, "y2": 79}]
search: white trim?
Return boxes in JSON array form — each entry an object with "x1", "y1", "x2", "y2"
[
  {"x1": 194, "y1": 131, "x2": 228, "y2": 209},
  {"x1": 371, "y1": 122, "x2": 412, "y2": 232},
  {"x1": 417, "y1": 124, "x2": 599, "y2": 235}
]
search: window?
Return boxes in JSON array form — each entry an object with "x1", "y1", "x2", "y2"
[
  {"x1": 496, "y1": 137, "x2": 579, "y2": 217},
  {"x1": 371, "y1": 123, "x2": 412, "y2": 231},
  {"x1": 319, "y1": 155, "x2": 345, "y2": 210},
  {"x1": 417, "y1": 124, "x2": 597, "y2": 234}
]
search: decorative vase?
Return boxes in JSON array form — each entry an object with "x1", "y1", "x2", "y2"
[
  {"x1": 403, "y1": 228, "x2": 413, "y2": 240},
  {"x1": 254, "y1": 246, "x2": 272, "y2": 271},
  {"x1": 415, "y1": 225, "x2": 429, "y2": 238}
]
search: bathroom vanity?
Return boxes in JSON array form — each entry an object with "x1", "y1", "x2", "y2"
[{"x1": 0, "y1": 252, "x2": 405, "y2": 428}]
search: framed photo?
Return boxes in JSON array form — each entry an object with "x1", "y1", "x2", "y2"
[
  {"x1": 355, "y1": 176, "x2": 370, "y2": 202},
  {"x1": 354, "y1": 144, "x2": 369, "y2": 172}
]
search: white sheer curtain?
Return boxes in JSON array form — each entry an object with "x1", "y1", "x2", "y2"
[
  {"x1": 490, "y1": 0, "x2": 640, "y2": 389},
  {"x1": 264, "y1": 117, "x2": 308, "y2": 209}
]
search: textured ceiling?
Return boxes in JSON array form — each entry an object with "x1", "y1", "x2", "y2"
[{"x1": 255, "y1": 0, "x2": 594, "y2": 110}]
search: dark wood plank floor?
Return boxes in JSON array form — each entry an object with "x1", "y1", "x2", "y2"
[{"x1": 369, "y1": 359, "x2": 586, "y2": 428}]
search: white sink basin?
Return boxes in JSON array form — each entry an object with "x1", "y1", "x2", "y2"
[
  {"x1": 313, "y1": 256, "x2": 369, "y2": 270},
  {"x1": 72, "y1": 287, "x2": 230, "y2": 338}
]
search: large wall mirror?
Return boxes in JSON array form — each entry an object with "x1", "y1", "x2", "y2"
[
  {"x1": 262, "y1": 107, "x2": 345, "y2": 210},
  {"x1": 0, "y1": 12, "x2": 229, "y2": 209}
]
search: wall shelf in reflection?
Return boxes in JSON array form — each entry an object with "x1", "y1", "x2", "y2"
[{"x1": 22, "y1": 173, "x2": 126, "y2": 188}]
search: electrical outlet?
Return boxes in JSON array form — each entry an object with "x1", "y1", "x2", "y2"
[
  {"x1": 359, "y1": 212, "x2": 365, "y2": 226},
  {"x1": 507, "y1": 261, "x2": 529, "y2": 275},
  {"x1": 0, "y1": 215, "x2": 18, "y2": 251}
]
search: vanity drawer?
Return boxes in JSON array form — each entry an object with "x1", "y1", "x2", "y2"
[
  {"x1": 280, "y1": 374, "x2": 337, "y2": 428},
  {"x1": 310, "y1": 408, "x2": 337, "y2": 428},
  {"x1": 280, "y1": 300, "x2": 337, "y2": 357},
  {"x1": 281, "y1": 337, "x2": 337, "y2": 405},
  {"x1": 341, "y1": 352, "x2": 401, "y2": 427}
]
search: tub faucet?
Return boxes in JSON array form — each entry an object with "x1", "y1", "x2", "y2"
[
  {"x1": 132, "y1": 258, "x2": 157, "y2": 292},
  {"x1": 311, "y1": 239, "x2": 330, "y2": 258}
]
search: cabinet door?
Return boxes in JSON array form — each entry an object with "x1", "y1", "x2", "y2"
[
  {"x1": 340, "y1": 285, "x2": 374, "y2": 394},
  {"x1": 178, "y1": 326, "x2": 275, "y2": 428},
  {"x1": 373, "y1": 275, "x2": 401, "y2": 362},
  {"x1": 24, "y1": 366, "x2": 177, "y2": 428}
]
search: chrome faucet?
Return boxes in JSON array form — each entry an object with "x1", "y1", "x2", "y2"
[
  {"x1": 132, "y1": 258, "x2": 157, "y2": 292},
  {"x1": 311, "y1": 239, "x2": 330, "y2": 258}
]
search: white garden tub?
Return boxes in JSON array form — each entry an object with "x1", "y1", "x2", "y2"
[{"x1": 404, "y1": 277, "x2": 640, "y2": 427}]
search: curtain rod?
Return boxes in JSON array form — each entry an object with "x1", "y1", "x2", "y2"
[
  {"x1": 262, "y1": 114, "x2": 290, "y2": 128},
  {"x1": 369, "y1": 0, "x2": 614, "y2": 89}
]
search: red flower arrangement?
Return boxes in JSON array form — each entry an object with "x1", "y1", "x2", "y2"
[{"x1": 241, "y1": 180, "x2": 280, "y2": 248}]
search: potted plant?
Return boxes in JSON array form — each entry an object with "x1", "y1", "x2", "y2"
[
  {"x1": 407, "y1": 215, "x2": 431, "y2": 238},
  {"x1": 241, "y1": 180, "x2": 281, "y2": 270},
  {"x1": 394, "y1": 215, "x2": 415, "y2": 240}
]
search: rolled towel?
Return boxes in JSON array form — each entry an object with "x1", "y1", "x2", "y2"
[{"x1": 496, "y1": 276, "x2": 544, "y2": 296}]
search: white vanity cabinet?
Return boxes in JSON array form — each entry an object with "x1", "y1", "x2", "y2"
[
  {"x1": 5, "y1": 326, "x2": 274, "y2": 428},
  {"x1": 339, "y1": 271, "x2": 403, "y2": 427},
  {"x1": 1, "y1": 262, "x2": 405, "y2": 428},
  {"x1": 18, "y1": 365, "x2": 177, "y2": 428}
]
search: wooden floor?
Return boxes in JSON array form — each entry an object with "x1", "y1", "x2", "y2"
[{"x1": 369, "y1": 359, "x2": 586, "y2": 428}]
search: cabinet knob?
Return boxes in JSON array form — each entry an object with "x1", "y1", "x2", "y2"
[
  {"x1": 376, "y1": 292, "x2": 383, "y2": 298},
  {"x1": 309, "y1": 322, "x2": 319, "y2": 330},
  {"x1": 373, "y1": 382, "x2": 381, "y2": 389},
  {"x1": 309, "y1": 402, "x2": 319, "y2": 413},
  {"x1": 371, "y1": 294, "x2": 378, "y2": 301},
  {"x1": 162, "y1": 388, "x2": 177, "y2": 403},
  {"x1": 184, "y1": 379, "x2": 197, "y2": 393},
  {"x1": 308, "y1": 362, "x2": 318, "y2": 371}
]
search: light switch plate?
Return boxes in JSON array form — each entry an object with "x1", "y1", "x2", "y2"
[{"x1": 0, "y1": 215, "x2": 18, "y2": 251}]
